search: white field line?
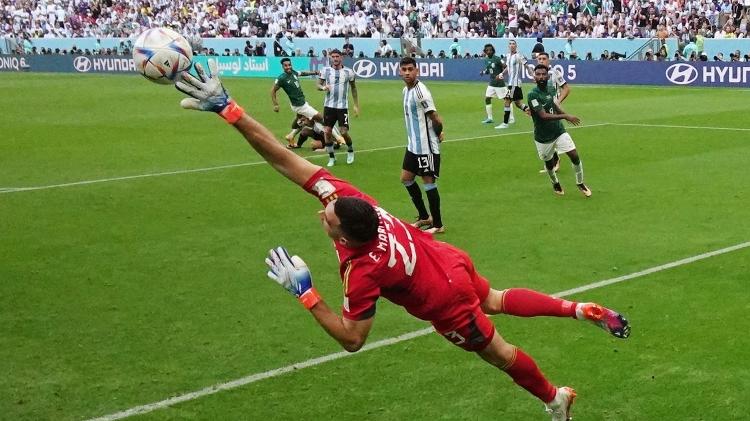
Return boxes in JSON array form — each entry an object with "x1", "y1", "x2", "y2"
[
  {"x1": 0, "y1": 124, "x2": 609, "y2": 195},
  {"x1": 85, "y1": 240, "x2": 750, "y2": 421},
  {"x1": 610, "y1": 123, "x2": 750, "y2": 132}
]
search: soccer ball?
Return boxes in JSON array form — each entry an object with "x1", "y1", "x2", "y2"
[{"x1": 133, "y1": 28, "x2": 193, "y2": 84}]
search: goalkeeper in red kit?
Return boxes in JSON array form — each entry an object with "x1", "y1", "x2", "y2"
[{"x1": 174, "y1": 60, "x2": 631, "y2": 421}]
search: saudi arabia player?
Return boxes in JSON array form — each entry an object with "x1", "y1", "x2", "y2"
[
  {"x1": 527, "y1": 64, "x2": 591, "y2": 197},
  {"x1": 271, "y1": 58, "x2": 324, "y2": 147},
  {"x1": 536, "y1": 52, "x2": 571, "y2": 173},
  {"x1": 480, "y1": 43, "x2": 511, "y2": 124}
]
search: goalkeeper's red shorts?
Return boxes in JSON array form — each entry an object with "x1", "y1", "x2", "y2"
[{"x1": 429, "y1": 244, "x2": 494, "y2": 352}]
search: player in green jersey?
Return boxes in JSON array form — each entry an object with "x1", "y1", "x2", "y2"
[
  {"x1": 527, "y1": 64, "x2": 591, "y2": 197},
  {"x1": 271, "y1": 58, "x2": 323, "y2": 147},
  {"x1": 480, "y1": 44, "x2": 511, "y2": 124}
]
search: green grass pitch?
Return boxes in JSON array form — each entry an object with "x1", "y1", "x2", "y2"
[{"x1": 1, "y1": 73, "x2": 749, "y2": 420}]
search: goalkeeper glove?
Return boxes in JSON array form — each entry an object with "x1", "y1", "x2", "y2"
[
  {"x1": 265, "y1": 247, "x2": 321, "y2": 310},
  {"x1": 175, "y1": 59, "x2": 244, "y2": 124}
]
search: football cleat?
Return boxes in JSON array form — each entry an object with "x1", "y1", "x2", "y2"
[
  {"x1": 327, "y1": 157, "x2": 336, "y2": 167},
  {"x1": 411, "y1": 217, "x2": 432, "y2": 229},
  {"x1": 545, "y1": 387, "x2": 577, "y2": 421},
  {"x1": 424, "y1": 226, "x2": 445, "y2": 234},
  {"x1": 576, "y1": 183, "x2": 592, "y2": 197},
  {"x1": 346, "y1": 151, "x2": 355, "y2": 164},
  {"x1": 481, "y1": 118, "x2": 494, "y2": 124},
  {"x1": 552, "y1": 182, "x2": 564, "y2": 195},
  {"x1": 494, "y1": 123, "x2": 509, "y2": 129},
  {"x1": 576, "y1": 303, "x2": 631, "y2": 339}
]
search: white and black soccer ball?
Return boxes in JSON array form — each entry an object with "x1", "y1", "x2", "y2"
[{"x1": 133, "y1": 28, "x2": 193, "y2": 84}]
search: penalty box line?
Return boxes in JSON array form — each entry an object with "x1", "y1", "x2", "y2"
[
  {"x1": 85, "y1": 240, "x2": 750, "y2": 421},
  {"x1": 1, "y1": 124, "x2": 608, "y2": 195}
]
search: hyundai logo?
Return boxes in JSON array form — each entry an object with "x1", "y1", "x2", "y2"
[
  {"x1": 665, "y1": 63, "x2": 698, "y2": 85},
  {"x1": 352, "y1": 59, "x2": 377, "y2": 78},
  {"x1": 73, "y1": 56, "x2": 92, "y2": 72}
]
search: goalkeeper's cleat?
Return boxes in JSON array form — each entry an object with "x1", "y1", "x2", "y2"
[
  {"x1": 552, "y1": 182, "x2": 564, "y2": 195},
  {"x1": 494, "y1": 123, "x2": 509, "y2": 129},
  {"x1": 411, "y1": 217, "x2": 432, "y2": 229},
  {"x1": 576, "y1": 183, "x2": 592, "y2": 197},
  {"x1": 545, "y1": 387, "x2": 576, "y2": 421},
  {"x1": 346, "y1": 151, "x2": 355, "y2": 164},
  {"x1": 576, "y1": 303, "x2": 631, "y2": 339},
  {"x1": 481, "y1": 118, "x2": 494, "y2": 124},
  {"x1": 327, "y1": 157, "x2": 336, "y2": 167}
]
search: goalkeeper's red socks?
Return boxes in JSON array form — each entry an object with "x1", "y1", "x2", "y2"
[
  {"x1": 500, "y1": 288, "x2": 577, "y2": 318},
  {"x1": 502, "y1": 347, "x2": 557, "y2": 403}
]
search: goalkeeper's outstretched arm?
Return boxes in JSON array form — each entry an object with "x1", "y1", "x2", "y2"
[{"x1": 176, "y1": 60, "x2": 320, "y2": 187}]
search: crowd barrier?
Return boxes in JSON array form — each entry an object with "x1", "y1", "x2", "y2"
[{"x1": 3, "y1": 54, "x2": 749, "y2": 87}]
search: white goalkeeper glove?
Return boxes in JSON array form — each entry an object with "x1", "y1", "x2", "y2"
[
  {"x1": 175, "y1": 59, "x2": 244, "y2": 123},
  {"x1": 265, "y1": 247, "x2": 321, "y2": 310}
]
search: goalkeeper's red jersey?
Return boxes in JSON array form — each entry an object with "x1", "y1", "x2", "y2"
[{"x1": 303, "y1": 168, "x2": 489, "y2": 332}]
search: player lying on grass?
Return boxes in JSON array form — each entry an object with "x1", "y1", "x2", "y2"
[{"x1": 174, "y1": 60, "x2": 631, "y2": 421}]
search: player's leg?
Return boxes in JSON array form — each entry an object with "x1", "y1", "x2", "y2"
[
  {"x1": 495, "y1": 93, "x2": 513, "y2": 129},
  {"x1": 331, "y1": 125, "x2": 346, "y2": 147},
  {"x1": 420, "y1": 158, "x2": 444, "y2": 233},
  {"x1": 322, "y1": 107, "x2": 337, "y2": 167},
  {"x1": 537, "y1": 140, "x2": 564, "y2": 195},
  {"x1": 482, "y1": 86, "x2": 494, "y2": 123},
  {"x1": 557, "y1": 133, "x2": 591, "y2": 197},
  {"x1": 477, "y1": 329, "x2": 564, "y2": 409},
  {"x1": 512, "y1": 87, "x2": 528, "y2": 120},
  {"x1": 401, "y1": 153, "x2": 430, "y2": 227},
  {"x1": 296, "y1": 127, "x2": 313, "y2": 148},
  {"x1": 481, "y1": 288, "x2": 631, "y2": 339},
  {"x1": 337, "y1": 109, "x2": 355, "y2": 164},
  {"x1": 286, "y1": 116, "x2": 301, "y2": 147}
]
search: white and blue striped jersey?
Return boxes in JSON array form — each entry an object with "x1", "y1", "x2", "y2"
[
  {"x1": 403, "y1": 80, "x2": 440, "y2": 155},
  {"x1": 549, "y1": 67, "x2": 567, "y2": 99},
  {"x1": 506, "y1": 52, "x2": 528, "y2": 87},
  {"x1": 320, "y1": 66, "x2": 355, "y2": 109}
]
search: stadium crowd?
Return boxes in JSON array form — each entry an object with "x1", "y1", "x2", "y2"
[{"x1": 1, "y1": 0, "x2": 748, "y2": 60}]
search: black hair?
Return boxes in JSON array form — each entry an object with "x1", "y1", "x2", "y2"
[
  {"x1": 484, "y1": 43, "x2": 495, "y2": 54},
  {"x1": 280, "y1": 58, "x2": 291, "y2": 65},
  {"x1": 334, "y1": 197, "x2": 379, "y2": 244},
  {"x1": 329, "y1": 49, "x2": 342, "y2": 55},
  {"x1": 537, "y1": 51, "x2": 550, "y2": 58},
  {"x1": 400, "y1": 56, "x2": 417, "y2": 67},
  {"x1": 534, "y1": 64, "x2": 549, "y2": 72}
]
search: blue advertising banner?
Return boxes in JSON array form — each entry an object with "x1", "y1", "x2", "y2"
[
  {"x1": 5, "y1": 54, "x2": 749, "y2": 87},
  {"x1": 345, "y1": 57, "x2": 750, "y2": 87}
]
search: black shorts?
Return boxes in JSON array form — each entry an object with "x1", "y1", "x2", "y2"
[
  {"x1": 323, "y1": 107, "x2": 349, "y2": 129},
  {"x1": 505, "y1": 86, "x2": 523, "y2": 101},
  {"x1": 402, "y1": 150, "x2": 441, "y2": 178}
]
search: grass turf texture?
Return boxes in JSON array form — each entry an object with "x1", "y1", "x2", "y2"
[{"x1": 1, "y1": 73, "x2": 749, "y2": 420}]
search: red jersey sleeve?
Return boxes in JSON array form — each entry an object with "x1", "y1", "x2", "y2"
[
  {"x1": 341, "y1": 260, "x2": 381, "y2": 321},
  {"x1": 302, "y1": 168, "x2": 378, "y2": 207}
]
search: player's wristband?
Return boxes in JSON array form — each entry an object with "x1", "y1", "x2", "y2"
[
  {"x1": 219, "y1": 100, "x2": 244, "y2": 124},
  {"x1": 298, "y1": 288, "x2": 322, "y2": 310}
]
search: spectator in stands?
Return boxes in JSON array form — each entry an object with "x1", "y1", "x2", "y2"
[
  {"x1": 342, "y1": 36, "x2": 354, "y2": 57},
  {"x1": 273, "y1": 33, "x2": 286, "y2": 57}
]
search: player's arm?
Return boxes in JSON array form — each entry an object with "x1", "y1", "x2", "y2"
[
  {"x1": 426, "y1": 110, "x2": 444, "y2": 142},
  {"x1": 309, "y1": 300, "x2": 374, "y2": 352},
  {"x1": 177, "y1": 60, "x2": 319, "y2": 187},
  {"x1": 316, "y1": 71, "x2": 329, "y2": 91},
  {"x1": 265, "y1": 247, "x2": 373, "y2": 352},
  {"x1": 298, "y1": 70, "x2": 320, "y2": 77},
  {"x1": 271, "y1": 82, "x2": 281, "y2": 112},
  {"x1": 350, "y1": 79, "x2": 360, "y2": 116},
  {"x1": 557, "y1": 82, "x2": 570, "y2": 103},
  {"x1": 530, "y1": 95, "x2": 580, "y2": 125}
]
